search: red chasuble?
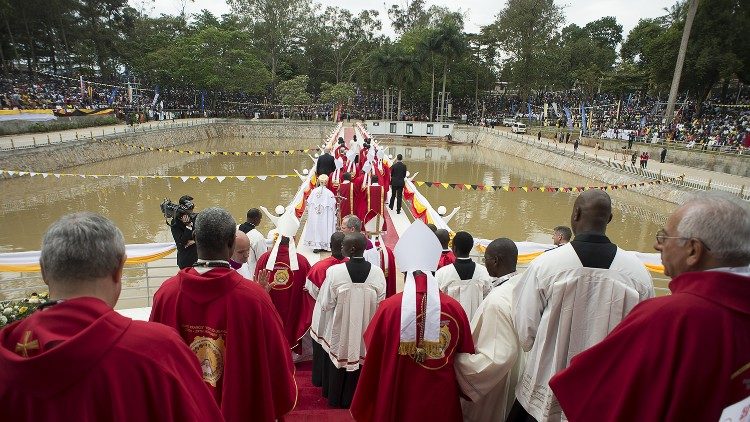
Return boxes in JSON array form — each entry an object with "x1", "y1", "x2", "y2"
[
  {"x1": 437, "y1": 250, "x2": 456, "y2": 269},
  {"x1": 362, "y1": 184, "x2": 388, "y2": 232},
  {"x1": 0, "y1": 297, "x2": 223, "y2": 421},
  {"x1": 549, "y1": 270, "x2": 750, "y2": 422},
  {"x1": 352, "y1": 174, "x2": 367, "y2": 220},
  {"x1": 338, "y1": 181, "x2": 356, "y2": 221},
  {"x1": 255, "y1": 244, "x2": 314, "y2": 352},
  {"x1": 150, "y1": 268, "x2": 297, "y2": 422},
  {"x1": 373, "y1": 240, "x2": 397, "y2": 298},
  {"x1": 350, "y1": 274, "x2": 475, "y2": 422},
  {"x1": 308, "y1": 255, "x2": 348, "y2": 291}
]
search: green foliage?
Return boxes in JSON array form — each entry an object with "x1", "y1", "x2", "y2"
[
  {"x1": 0, "y1": 292, "x2": 50, "y2": 328},
  {"x1": 320, "y1": 82, "x2": 355, "y2": 105},
  {"x1": 277, "y1": 75, "x2": 311, "y2": 105}
]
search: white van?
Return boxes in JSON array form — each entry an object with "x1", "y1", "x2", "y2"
[
  {"x1": 511, "y1": 122, "x2": 527, "y2": 134},
  {"x1": 502, "y1": 118, "x2": 516, "y2": 127}
]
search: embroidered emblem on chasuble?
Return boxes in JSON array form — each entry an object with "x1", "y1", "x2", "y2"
[
  {"x1": 15, "y1": 330, "x2": 39, "y2": 357},
  {"x1": 271, "y1": 262, "x2": 293, "y2": 290},
  {"x1": 413, "y1": 313, "x2": 458, "y2": 370},
  {"x1": 183, "y1": 325, "x2": 228, "y2": 387}
]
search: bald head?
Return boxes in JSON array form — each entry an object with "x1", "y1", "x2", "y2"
[
  {"x1": 435, "y1": 229, "x2": 450, "y2": 249},
  {"x1": 231, "y1": 230, "x2": 250, "y2": 264},
  {"x1": 330, "y1": 231, "x2": 346, "y2": 259},
  {"x1": 343, "y1": 232, "x2": 366, "y2": 258},
  {"x1": 571, "y1": 190, "x2": 613, "y2": 235},
  {"x1": 484, "y1": 238, "x2": 518, "y2": 277}
]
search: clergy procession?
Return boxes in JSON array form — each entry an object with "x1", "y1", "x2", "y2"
[{"x1": 1, "y1": 121, "x2": 749, "y2": 422}]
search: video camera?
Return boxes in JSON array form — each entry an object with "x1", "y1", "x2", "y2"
[{"x1": 160, "y1": 198, "x2": 196, "y2": 224}]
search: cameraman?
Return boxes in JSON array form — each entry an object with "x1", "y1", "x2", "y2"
[{"x1": 171, "y1": 195, "x2": 198, "y2": 269}]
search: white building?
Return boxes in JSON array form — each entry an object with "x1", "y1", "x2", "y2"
[{"x1": 365, "y1": 120, "x2": 454, "y2": 138}]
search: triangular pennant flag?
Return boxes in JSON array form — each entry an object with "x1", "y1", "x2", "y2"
[
  {"x1": 54, "y1": 173, "x2": 61, "y2": 178},
  {"x1": 416, "y1": 181, "x2": 425, "y2": 186},
  {"x1": 278, "y1": 175, "x2": 288, "y2": 179},
  {"x1": 42, "y1": 173, "x2": 48, "y2": 178},
  {"x1": 257, "y1": 176, "x2": 267, "y2": 181},
  {"x1": 217, "y1": 176, "x2": 226, "y2": 183},
  {"x1": 79, "y1": 174, "x2": 86, "y2": 178},
  {"x1": 449, "y1": 183, "x2": 457, "y2": 189},
  {"x1": 510, "y1": 187, "x2": 516, "y2": 192},
  {"x1": 181, "y1": 176, "x2": 189, "y2": 182},
  {"x1": 236, "y1": 176, "x2": 246, "y2": 181},
  {"x1": 260, "y1": 152, "x2": 266, "y2": 155},
  {"x1": 441, "y1": 183, "x2": 450, "y2": 189},
  {"x1": 8, "y1": 171, "x2": 16, "y2": 176},
  {"x1": 425, "y1": 181, "x2": 433, "y2": 187},
  {"x1": 18, "y1": 171, "x2": 27, "y2": 176},
  {"x1": 522, "y1": 187, "x2": 529, "y2": 192},
  {"x1": 503, "y1": 186, "x2": 510, "y2": 191},
  {"x1": 464, "y1": 184, "x2": 472, "y2": 190},
  {"x1": 198, "y1": 176, "x2": 208, "y2": 182},
  {"x1": 234, "y1": 152, "x2": 241, "y2": 156},
  {"x1": 92, "y1": 175, "x2": 99, "y2": 179},
  {"x1": 29, "y1": 172, "x2": 36, "y2": 177}
]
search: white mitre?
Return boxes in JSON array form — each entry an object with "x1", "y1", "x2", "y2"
[{"x1": 265, "y1": 208, "x2": 301, "y2": 271}]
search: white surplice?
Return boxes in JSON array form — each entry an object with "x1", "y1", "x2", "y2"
[
  {"x1": 456, "y1": 274, "x2": 525, "y2": 422},
  {"x1": 436, "y1": 260, "x2": 493, "y2": 321},
  {"x1": 512, "y1": 243, "x2": 654, "y2": 421},
  {"x1": 318, "y1": 263, "x2": 386, "y2": 371},
  {"x1": 246, "y1": 228, "x2": 268, "y2": 278},
  {"x1": 302, "y1": 186, "x2": 337, "y2": 250}
]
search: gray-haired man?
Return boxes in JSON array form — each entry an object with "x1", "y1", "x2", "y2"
[{"x1": 0, "y1": 212, "x2": 222, "y2": 420}]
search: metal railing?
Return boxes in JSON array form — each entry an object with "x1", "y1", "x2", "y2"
[
  {"x1": 482, "y1": 128, "x2": 750, "y2": 201},
  {"x1": 0, "y1": 255, "x2": 180, "y2": 308},
  {"x1": 0, "y1": 118, "x2": 216, "y2": 151}
]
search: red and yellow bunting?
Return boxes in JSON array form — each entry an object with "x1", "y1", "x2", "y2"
[
  {"x1": 0, "y1": 169, "x2": 297, "y2": 182},
  {"x1": 412, "y1": 179, "x2": 664, "y2": 192},
  {"x1": 96, "y1": 139, "x2": 319, "y2": 156}
]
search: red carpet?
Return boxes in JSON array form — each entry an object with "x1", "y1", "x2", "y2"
[{"x1": 286, "y1": 362, "x2": 355, "y2": 422}]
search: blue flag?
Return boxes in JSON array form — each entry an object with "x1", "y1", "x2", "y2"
[
  {"x1": 527, "y1": 102, "x2": 533, "y2": 123},
  {"x1": 108, "y1": 88, "x2": 117, "y2": 105},
  {"x1": 564, "y1": 107, "x2": 573, "y2": 130},
  {"x1": 580, "y1": 103, "x2": 587, "y2": 133}
]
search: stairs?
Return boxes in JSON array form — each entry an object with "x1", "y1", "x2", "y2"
[{"x1": 286, "y1": 362, "x2": 355, "y2": 422}]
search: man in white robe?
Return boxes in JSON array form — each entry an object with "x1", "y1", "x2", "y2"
[
  {"x1": 318, "y1": 232, "x2": 386, "y2": 408},
  {"x1": 508, "y1": 190, "x2": 654, "y2": 422},
  {"x1": 456, "y1": 238, "x2": 523, "y2": 422},
  {"x1": 238, "y1": 208, "x2": 268, "y2": 278},
  {"x1": 302, "y1": 174, "x2": 337, "y2": 253},
  {"x1": 436, "y1": 231, "x2": 492, "y2": 321}
]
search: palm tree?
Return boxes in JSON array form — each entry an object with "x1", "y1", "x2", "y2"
[
  {"x1": 371, "y1": 45, "x2": 395, "y2": 120},
  {"x1": 419, "y1": 28, "x2": 442, "y2": 122},
  {"x1": 391, "y1": 45, "x2": 423, "y2": 120},
  {"x1": 433, "y1": 20, "x2": 465, "y2": 121}
]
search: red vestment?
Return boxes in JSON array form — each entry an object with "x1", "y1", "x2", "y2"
[
  {"x1": 0, "y1": 297, "x2": 223, "y2": 421},
  {"x1": 352, "y1": 173, "x2": 367, "y2": 220},
  {"x1": 373, "y1": 240, "x2": 397, "y2": 298},
  {"x1": 362, "y1": 183, "x2": 388, "y2": 232},
  {"x1": 255, "y1": 244, "x2": 313, "y2": 352},
  {"x1": 375, "y1": 162, "x2": 391, "y2": 195},
  {"x1": 549, "y1": 270, "x2": 750, "y2": 421},
  {"x1": 150, "y1": 268, "x2": 297, "y2": 422},
  {"x1": 337, "y1": 181, "x2": 356, "y2": 221},
  {"x1": 437, "y1": 250, "x2": 456, "y2": 269},
  {"x1": 350, "y1": 274, "x2": 475, "y2": 421}
]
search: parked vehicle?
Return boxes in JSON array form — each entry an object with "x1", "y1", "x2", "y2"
[
  {"x1": 502, "y1": 118, "x2": 516, "y2": 127},
  {"x1": 511, "y1": 122, "x2": 527, "y2": 134}
]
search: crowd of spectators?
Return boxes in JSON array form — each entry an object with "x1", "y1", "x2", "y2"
[{"x1": 2, "y1": 71, "x2": 748, "y2": 150}]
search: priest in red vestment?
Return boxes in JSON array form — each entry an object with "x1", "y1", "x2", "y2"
[
  {"x1": 255, "y1": 209, "x2": 313, "y2": 353},
  {"x1": 352, "y1": 167, "x2": 370, "y2": 221},
  {"x1": 362, "y1": 174, "x2": 388, "y2": 233},
  {"x1": 306, "y1": 231, "x2": 348, "y2": 386},
  {"x1": 364, "y1": 219, "x2": 396, "y2": 298},
  {"x1": 550, "y1": 193, "x2": 750, "y2": 421},
  {"x1": 0, "y1": 212, "x2": 223, "y2": 421},
  {"x1": 351, "y1": 220, "x2": 475, "y2": 422},
  {"x1": 435, "y1": 229, "x2": 456, "y2": 269},
  {"x1": 150, "y1": 207, "x2": 297, "y2": 422},
  {"x1": 337, "y1": 172, "x2": 356, "y2": 224}
]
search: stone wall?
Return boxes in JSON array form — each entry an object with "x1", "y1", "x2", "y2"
[
  {"x1": 454, "y1": 127, "x2": 694, "y2": 205},
  {"x1": 0, "y1": 120, "x2": 336, "y2": 175}
]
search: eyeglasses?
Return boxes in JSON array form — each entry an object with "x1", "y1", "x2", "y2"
[{"x1": 655, "y1": 229, "x2": 711, "y2": 251}]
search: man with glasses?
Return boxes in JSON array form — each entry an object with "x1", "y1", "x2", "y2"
[
  {"x1": 509, "y1": 190, "x2": 654, "y2": 422},
  {"x1": 550, "y1": 192, "x2": 750, "y2": 421}
]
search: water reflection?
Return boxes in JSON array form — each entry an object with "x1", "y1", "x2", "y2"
[{"x1": 0, "y1": 137, "x2": 675, "y2": 253}]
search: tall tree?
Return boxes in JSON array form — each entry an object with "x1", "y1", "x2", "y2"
[
  {"x1": 432, "y1": 18, "x2": 465, "y2": 121},
  {"x1": 487, "y1": 0, "x2": 563, "y2": 94},
  {"x1": 228, "y1": 0, "x2": 312, "y2": 98}
]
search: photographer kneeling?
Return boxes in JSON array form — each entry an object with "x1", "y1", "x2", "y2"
[{"x1": 171, "y1": 195, "x2": 198, "y2": 269}]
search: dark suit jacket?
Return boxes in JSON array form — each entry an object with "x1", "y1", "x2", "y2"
[
  {"x1": 390, "y1": 161, "x2": 407, "y2": 187},
  {"x1": 316, "y1": 153, "x2": 336, "y2": 176}
]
